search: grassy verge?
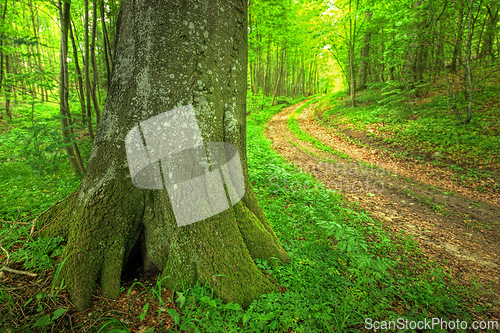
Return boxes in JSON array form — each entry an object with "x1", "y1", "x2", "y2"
[
  {"x1": 0, "y1": 98, "x2": 489, "y2": 332},
  {"x1": 314, "y1": 86, "x2": 500, "y2": 193}
]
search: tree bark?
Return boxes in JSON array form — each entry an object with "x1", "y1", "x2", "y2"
[
  {"x1": 463, "y1": 0, "x2": 474, "y2": 124},
  {"x1": 41, "y1": 0, "x2": 288, "y2": 311},
  {"x1": 348, "y1": 0, "x2": 358, "y2": 107},
  {"x1": 0, "y1": 0, "x2": 7, "y2": 94},
  {"x1": 480, "y1": 3, "x2": 499, "y2": 60},
  {"x1": 4, "y1": 54, "x2": 11, "y2": 119}
]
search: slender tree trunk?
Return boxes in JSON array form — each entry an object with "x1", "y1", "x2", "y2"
[
  {"x1": 84, "y1": 0, "x2": 94, "y2": 138},
  {"x1": 451, "y1": 4, "x2": 465, "y2": 72},
  {"x1": 264, "y1": 40, "x2": 271, "y2": 95},
  {"x1": 100, "y1": 0, "x2": 112, "y2": 90},
  {"x1": 58, "y1": 0, "x2": 85, "y2": 175},
  {"x1": 0, "y1": 0, "x2": 7, "y2": 94},
  {"x1": 69, "y1": 19, "x2": 87, "y2": 122},
  {"x1": 91, "y1": 0, "x2": 101, "y2": 124},
  {"x1": 475, "y1": 3, "x2": 487, "y2": 59},
  {"x1": 348, "y1": 0, "x2": 358, "y2": 107},
  {"x1": 356, "y1": 11, "x2": 372, "y2": 91},
  {"x1": 4, "y1": 54, "x2": 12, "y2": 119},
  {"x1": 480, "y1": 4, "x2": 499, "y2": 60},
  {"x1": 29, "y1": 0, "x2": 44, "y2": 101},
  {"x1": 430, "y1": 0, "x2": 456, "y2": 115},
  {"x1": 464, "y1": 0, "x2": 474, "y2": 124}
]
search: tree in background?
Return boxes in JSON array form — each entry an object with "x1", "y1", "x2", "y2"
[
  {"x1": 248, "y1": 0, "x2": 329, "y2": 102},
  {"x1": 324, "y1": 0, "x2": 499, "y2": 122}
]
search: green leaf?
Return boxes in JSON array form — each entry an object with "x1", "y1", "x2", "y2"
[
  {"x1": 52, "y1": 308, "x2": 67, "y2": 320},
  {"x1": 167, "y1": 308, "x2": 180, "y2": 325},
  {"x1": 33, "y1": 315, "x2": 51, "y2": 327},
  {"x1": 139, "y1": 302, "x2": 149, "y2": 321},
  {"x1": 175, "y1": 291, "x2": 186, "y2": 308},
  {"x1": 224, "y1": 302, "x2": 242, "y2": 311},
  {"x1": 242, "y1": 313, "x2": 251, "y2": 324}
]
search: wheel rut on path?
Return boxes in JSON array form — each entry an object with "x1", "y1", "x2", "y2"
[{"x1": 267, "y1": 100, "x2": 500, "y2": 303}]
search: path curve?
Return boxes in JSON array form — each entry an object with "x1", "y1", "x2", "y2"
[{"x1": 267, "y1": 100, "x2": 500, "y2": 303}]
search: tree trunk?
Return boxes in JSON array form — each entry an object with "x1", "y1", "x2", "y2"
[
  {"x1": 58, "y1": 0, "x2": 85, "y2": 175},
  {"x1": 91, "y1": 0, "x2": 101, "y2": 124},
  {"x1": 264, "y1": 40, "x2": 271, "y2": 95},
  {"x1": 0, "y1": 0, "x2": 7, "y2": 94},
  {"x1": 451, "y1": 4, "x2": 465, "y2": 72},
  {"x1": 41, "y1": 0, "x2": 288, "y2": 312},
  {"x1": 480, "y1": 4, "x2": 499, "y2": 60},
  {"x1": 29, "y1": 0, "x2": 45, "y2": 101},
  {"x1": 84, "y1": 0, "x2": 94, "y2": 138},
  {"x1": 463, "y1": 0, "x2": 474, "y2": 124},
  {"x1": 356, "y1": 11, "x2": 372, "y2": 91},
  {"x1": 100, "y1": 0, "x2": 112, "y2": 90},
  {"x1": 4, "y1": 54, "x2": 12, "y2": 119},
  {"x1": 348, "y1": 0, "x2": 358, "y2": 107},
  {"x1": 69, "y1": 20, "x2": 87, "y2": 122}
]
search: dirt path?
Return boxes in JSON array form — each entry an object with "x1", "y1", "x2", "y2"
[{"x1": 267, "y1": 100, "x2": 500, "y2": 305}]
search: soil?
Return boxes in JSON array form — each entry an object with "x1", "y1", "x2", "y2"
[{"x1": 267, "y1": 100, "x2": 500, "y2": 314}]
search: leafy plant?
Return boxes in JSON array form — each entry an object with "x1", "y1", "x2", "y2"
[
  {"x1": 10, "y1": 235, "x2": 64, "y2": 272},
  {"x1": 32, "y1": 308, "x2": 68, "y2": 333}
]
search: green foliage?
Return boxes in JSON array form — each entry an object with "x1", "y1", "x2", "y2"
[
  {"x1": 248, "y1": 0, "x2": 330, "y2": 97},
  {"x1": 10, "y1": 235, "x2": 64, "y2": 272},
  {"x1": 0, "y1": 101, "x2": 86, "y2": 221},
  {"x1": 133, "y1": 97, "x2": 474, "y2": 332},
  {"x1": 247, "y1": 90, "x2": 274, "y2": 112},
  {"x1": 318, "y1": 88, "x2": 500, "y2": 172},
  {"x1": 32, "y1": 308, "x2": 68, "y2": 333},
  {"x1": 0, "y1": 94, "x2": 484, "y2": 332}
]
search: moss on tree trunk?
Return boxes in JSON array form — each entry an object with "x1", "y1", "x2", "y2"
[{"x1": 39, "y1": 0, "x2": 288, "y2": 311}]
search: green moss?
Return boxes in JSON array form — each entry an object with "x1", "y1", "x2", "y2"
[{"x1": 234, "y1": 202, "x2": 289, "y2": 263}]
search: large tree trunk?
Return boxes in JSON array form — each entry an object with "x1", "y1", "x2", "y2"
[{"x1": 41, "y1": 0, "x2": 288, "y2": 312}]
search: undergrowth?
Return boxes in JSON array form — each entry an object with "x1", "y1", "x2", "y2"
[
  {"x1": 315, "y1": 84, "x2": 500, "y2": 182},
  {"x1": 0, "y1": 96, "x2": 485, "y2": 332}
]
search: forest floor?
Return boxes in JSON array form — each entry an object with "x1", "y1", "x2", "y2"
[
  {"x1": 1, "y1": 95, "x2": 499, "y2": 331},
  {"x1": 268, "y1": 99, "x2": 500, "y2": 309}
]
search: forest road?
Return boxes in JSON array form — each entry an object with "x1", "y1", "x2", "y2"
[{"x1": 267, "y1": 100, "x2": 500, "y2": 304}]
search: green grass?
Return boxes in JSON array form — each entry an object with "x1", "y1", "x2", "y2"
[
  {"x1": 160, "y1": 98, "x2": 475, "y2": 331},
  {"x1": 316, "y1": 85, "x2": 500, "y2": 170},
  {"x1": 0, "y1": 97, "x2": 487, "y2": 332},
  {"x1": 0, "y1": 100, "x2": 90, "y2": 220}
]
